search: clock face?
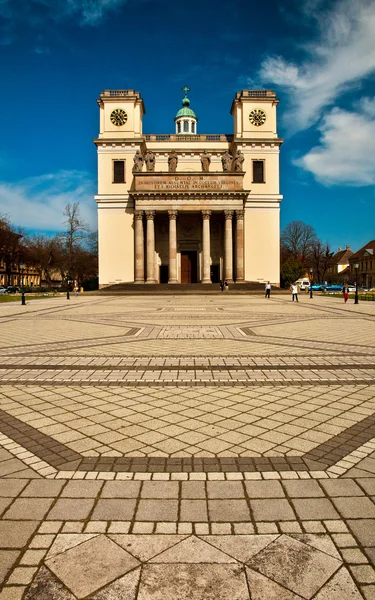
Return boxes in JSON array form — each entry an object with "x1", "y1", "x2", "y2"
[
  {"x1": 110, "y1": 108, "x2": 128, "y2": 126},
  {"x1": 249, "y1": 108, "x2": 267, "y2": 127}
]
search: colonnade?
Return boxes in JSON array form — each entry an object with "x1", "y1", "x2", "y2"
[{"x1": 134, "y1": 209, "x2": 244, "y2": 284}]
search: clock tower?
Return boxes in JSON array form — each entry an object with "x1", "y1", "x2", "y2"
[{"x1": 97, "y1": 89, "x2": 145, "y2": 139}]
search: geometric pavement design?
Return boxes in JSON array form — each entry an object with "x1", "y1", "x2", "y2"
[{"x1": 1, "y1": 293, "x2": 375, "y2": 599}]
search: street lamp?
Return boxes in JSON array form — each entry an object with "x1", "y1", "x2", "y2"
[
  {"x1": 309, "y1": 267, "x2": 313, "y2": 299},
  {"x1": 354, "y1": 262, "x2": 359, "y2": 304},
  {"x1": 19, "y1": 262, "x2": 26, "y2": 306},
  {"x1": 66, "y1": 276, "x2": 71, "y2": 300}
]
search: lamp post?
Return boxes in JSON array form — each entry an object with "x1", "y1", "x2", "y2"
[
  {"x1": 19, "y1": 262, "x2": 26, "y2": 306},
  {"x1": 66, "y1": 276, "x2": 71, "y2": 300},
  {"x1": 309, "y1": 267, "x2": 313, "y2": 299},
  {"x1": 354, "y1": 262, "x2": 359, "y2": 304}
]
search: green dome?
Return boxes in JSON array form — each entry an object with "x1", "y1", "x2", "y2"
[
  {"x1": 175, "y1": 106, "x2": 197, "y2": 119},
  {"x1": 175, "y1": 92, "x2": 197, "y2": 120}
]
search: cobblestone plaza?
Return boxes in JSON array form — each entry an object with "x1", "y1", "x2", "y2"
[{"x1": 1, "y1": 293, "x2": 375, "y2": 599}]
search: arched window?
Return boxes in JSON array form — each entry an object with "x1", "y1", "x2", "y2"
[
  {"x1": 177, "y1": 121, "x2": 181, "y2": 133},
  {"x1": 183, "y1": 120, "x2": 188, "y2": 133},
  {"x1": 191, "y1": 121, "x2": 195, "y2": 133}
]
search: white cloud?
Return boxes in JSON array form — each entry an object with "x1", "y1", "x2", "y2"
[
  {"x1": 0, "y1": 171, "x2": 97, "y2": 232},
  {"x1": 258, "y1": 0, "x2": 375, "y2": 130},
  {"x1": 295, "y1": 104, "x2": 375, "y2": 185},
  {"x1": 0, "y1": 0, "x2": 128, "y2": 29}
]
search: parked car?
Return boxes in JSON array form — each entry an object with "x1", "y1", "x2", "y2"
[
  {"x1": 294, "y1": 278, "x2": 310, "y2": 290},
  {"x1": 0, "y1": 287, "x2": 7, "y2": 294},
  {"x1": 5, "y1": 286, "x2": 20, "y2": 294},
  {"x1": 324, "y1": 285, "x2": 343, "y2": 292},
  {"x1": 309, "y1": 283, "x2": 326, "y2": 291}
]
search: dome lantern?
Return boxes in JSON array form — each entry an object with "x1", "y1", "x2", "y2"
[{"x1": 174, "y1": 85, "x2": 198, "y2": 134}]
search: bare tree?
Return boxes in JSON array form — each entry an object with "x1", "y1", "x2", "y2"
[
  {"x1": 281, "y1": 221, "x2": 318, "y2": 267},
  {"x1": 59, "y1": 202, "x2": 90, "y2": 281},
  {"x1": 310, "y1": 241, "x2": 335, "y2": 283}
]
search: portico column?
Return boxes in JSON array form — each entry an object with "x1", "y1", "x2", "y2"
[
  {"x1": 134, "y1": 211, "x2": 144, "y2": 283},
  {"x1": 224, "y1": 210, "x2": 234, "y2": 282},
  {"x1": 202, "y1": 210, "x2": 212, "y2": 284},
  {"x1": 235, "y1": 209, "x2": 245, "y2": 282},
  {"x1": 168, "y1": 210, "x2": 178, "y2": 283},
  {"x1": 145, "y1": 210, "x2": 156, "y2": 284}
]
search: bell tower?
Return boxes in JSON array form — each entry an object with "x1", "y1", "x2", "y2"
[
  {"x1": 97, "y1": 89, "x2": 145, "y2": 139},
  {"x1": 230, "y1": 90, "x2": 279, "y2": 139}
]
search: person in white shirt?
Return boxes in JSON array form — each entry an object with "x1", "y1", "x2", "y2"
[
  {"x1": 265, "y1": 281, "x2": 271, "y2": 299},
  {"x1": 291, "y1": 283, "x2": 299, "y2": 302}
]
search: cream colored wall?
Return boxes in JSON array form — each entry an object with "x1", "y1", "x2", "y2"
[
  {"x1": 97, "y1": 149, "x2": 138, "y2": 195},
  {"x1": 241, "y1": 150, "x2": 280, "y2": 194},
  {"x1": 244, "y1": 206, "x2": 280, "y2": 285},
  {"x1": 97, "y1": 206, "x2": 134, "y2": 286}
]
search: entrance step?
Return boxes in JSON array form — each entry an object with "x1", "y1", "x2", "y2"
[{"x1": 98, "y1": 282, "x2": 270, "y2": 295}]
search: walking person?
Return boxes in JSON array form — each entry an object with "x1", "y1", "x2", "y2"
[
  {"x1": 219, "y1": 280, "x2": 224, "y2": 292},
  {"x1": 342, "y1": 282, "x2": 349, "y2": 303},
  {"x1": 291, "y1": 283, "x2": 298, "y2": 302},
  {"x1": 265, "y1": 281, "x2": 271, "y2": 299},
  {"x1": 224, "y1": 279, "x2": 229, "y2": 292}
]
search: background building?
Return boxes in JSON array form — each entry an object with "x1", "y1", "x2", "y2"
[{"x1": 95, "y1": 88, "x2": 283, "y2": 287}]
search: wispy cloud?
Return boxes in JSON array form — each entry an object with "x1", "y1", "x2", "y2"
[
  {"x1": 258, "y1": 0, "x2": 375, "y2": 131},
  {"x1": 295, "y1": 102, "x2": 375, "y2": 186},
  {"x1": 0, "y1": 0, "x2": 128, "y2": 37},
  {"x1": 0, "y1": 171, "x2": 97, "y2": 232}
]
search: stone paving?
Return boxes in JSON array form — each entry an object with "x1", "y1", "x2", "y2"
[{"x1": 0, "y1": 293, "x2": 375, "y2": 598}]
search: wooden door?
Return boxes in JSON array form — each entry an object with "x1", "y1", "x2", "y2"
[{"x1": 181, "y1": 251, "x2": 197, "y2": 283}]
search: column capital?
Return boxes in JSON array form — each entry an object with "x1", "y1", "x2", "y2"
[
  {"x1": 224, "y1": 210, "x2": 234, "y2": 220},
  {"x1": 201, "y1": 210, "x2": 212, "y2": 220},
  {"x1": 134, "y1": 210, "x2": 144, "y2": 220},
  {"x1": 168, "y1": 210, "x2": 178, "y2": 220},
  {"x1": 235, "y1": 209, "x2": 244, "y2": 220},
  {"x1": 145, "y1": 210, "x2": 156, "y2": 220}
]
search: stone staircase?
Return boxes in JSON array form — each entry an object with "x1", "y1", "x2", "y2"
[{"x1": 97, "y1": 282, "x2": 273, "y2": 295}]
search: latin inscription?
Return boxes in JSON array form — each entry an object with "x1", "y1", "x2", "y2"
[{"x1": 135, "y1": 174, "x2": 243, "y2": 192}]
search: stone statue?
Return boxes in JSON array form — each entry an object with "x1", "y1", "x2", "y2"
[
  {"x1": 168, "y1": 151, "x2": 178, "y2": 172},
  {"x1": 144, "y1": 150, "x2": 155, "y2": 172},
  {"x1": 233, "y1": 149, "x2": 245, "y2": 172},
  {"x1": 132, "y1": 150, "x2": 144, "y2": 173},
  {"x1": 221, "y1": 150, "x2": 233, "y2": 172},
  {"x1": 200, "y1": 151, "x2": 211, "y2": 172}
]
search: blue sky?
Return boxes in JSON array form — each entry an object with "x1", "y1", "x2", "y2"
[{"x1": 1, "y1": 0, "x2": 374, "y2": 252}]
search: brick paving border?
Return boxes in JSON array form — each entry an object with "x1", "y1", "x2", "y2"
[{"x1": 1, "y1": 407, "x2": 375, "y2": 474}]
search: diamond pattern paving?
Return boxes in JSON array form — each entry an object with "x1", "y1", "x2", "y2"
[{"x1": 1, "y1": 293, "x2": 375, "y2": 599}]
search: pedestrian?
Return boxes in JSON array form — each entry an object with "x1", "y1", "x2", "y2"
[
  {"x1": 219, "y1": 280, "x2": 224, "y2": 292},
  {"x1": 342, "y1": 282, "x2": 349, "y2": 303},
  {"x1": 265, "y1": 281, "x2": 271, "y2": 299},
  {"x1": 291, "y1": 283, "x2": 298, "y2": 302},
  {"x1": 224, "y1": 279, "x2": 229, "y2": 292}
]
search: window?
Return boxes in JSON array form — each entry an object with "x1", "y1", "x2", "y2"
[
  {"x1": 191, "y1": 121, "x2": 195, "y2": 133},
  {"x1": 113, "y1": 160, "x2": 125, "y2": 183},
  {"x1": 183, "y1": 120, "x2": 188, "y2": 133},
  {"x1": 177, "y1": 122, "x2": 181, "y2": 133},
  {"x1": 253, "y1": 160, "x2": 264, "y2": 183}
]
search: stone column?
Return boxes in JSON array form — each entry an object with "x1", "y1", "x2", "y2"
[
  {"x1": 168, "y1": 210, "x2": 178, "y2": 283},
  {"x1": 202, "y1": 210, "x2": 212, "y2": 284},
  {"x1": 224, "y1": 210, "x2": 234, "y2": 282},
  {"x1": 145, "y1": 210, "x2": 156, "y2": 284},
  {"x1": 235, "y1": 210, "x2": 245, "y2": 282},
  {"x1": 134, "y1": 211, "x2": 144, "y2": 283}
]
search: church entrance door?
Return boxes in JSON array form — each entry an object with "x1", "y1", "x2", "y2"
[{"x1": 181, "y1": 251, "x2": 197, "y2": 284}]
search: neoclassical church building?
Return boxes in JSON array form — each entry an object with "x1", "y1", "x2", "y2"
[{"x1": 95, "y1": 87, "x2": 283, "y2": 287}]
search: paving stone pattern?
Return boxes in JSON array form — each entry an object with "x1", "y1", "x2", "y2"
[{"x1": 0, "y1": 294, "x2": 375, "y2": 598}]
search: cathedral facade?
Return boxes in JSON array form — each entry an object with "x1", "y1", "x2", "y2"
[{"x1": 95, "y1": 88, "x2": 283, "y2": 287}]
